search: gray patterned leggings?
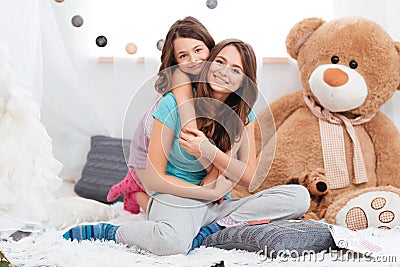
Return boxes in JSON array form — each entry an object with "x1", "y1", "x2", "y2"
[{"x1": 118, "y1": 184, "x2": 310, "y2": 256}]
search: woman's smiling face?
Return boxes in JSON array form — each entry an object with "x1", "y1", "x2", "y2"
[{"x1": 207, "y1": 45, "x2": 244, "y2": 101}]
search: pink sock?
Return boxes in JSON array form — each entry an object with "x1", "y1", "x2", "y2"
[
  {"x1": 107, "y1": 169, "x2": 142, "y2": 201},
  {"x1": 107, "y1": 169, "x2": 144, "y2": 214},
  {"x1": 123, "y1": 192, "x2": 140, "y2": 214}
]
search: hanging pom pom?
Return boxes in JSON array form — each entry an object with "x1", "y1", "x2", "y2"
[
  {"x1": 71, "y1": 15, "x2": 84, "y2": 27},
  {"x1": 126, "y1": 42, "x2": 138, "y2": 54},
  {"x1": 156, "y1": 39, "x2": 164, "y2": 51},
  {"x1": 206, "y1": 0, "x2": 218, "y2": 9},
  {"x1": 96, "y1": 36, "x2": 108, "y2": 47}
]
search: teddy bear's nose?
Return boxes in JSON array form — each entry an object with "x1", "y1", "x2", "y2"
[
  {"x1": 323, "y1": 68, "x2": 349, "y2": 87},
  {"x1": 316, "y1": 181, "x2": 327, "y2": 192}
]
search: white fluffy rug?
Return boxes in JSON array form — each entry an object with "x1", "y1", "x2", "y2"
[
  {"x1": 1, "y1": 182, "x2": 399, "y2": 267},
  {"x1": 0, "y1": 203, "x2": 397, "y2": 267},
  {"x1": 0, "y1": 203, "x2": 268, "y2": 267}
]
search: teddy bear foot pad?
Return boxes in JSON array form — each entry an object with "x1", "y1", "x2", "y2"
[{"x1": 336, "y1": 191, "x2": 400, "y2": 230}]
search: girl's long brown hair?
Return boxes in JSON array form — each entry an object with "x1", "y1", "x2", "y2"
[
  {"x1": 194, "y1": 39, "x2": 258, "y2": 152},
  {"x1": 155, "y1": 17, "x2": 215, "y2": 93}
]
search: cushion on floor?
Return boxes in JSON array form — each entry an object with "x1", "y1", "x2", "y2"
[
  {"x1": 74, "y1": 135, "x2": 130, "y2": 203},
  {"x1": 201, "y1": 219, "x2": 337, "y2": 258}
]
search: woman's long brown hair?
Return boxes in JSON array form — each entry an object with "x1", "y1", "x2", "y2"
[
  {"x1": 194, "y1": 39, "x2": 258, "y2": 152},
  {"x1": 154, "y1": 17, "x2": 215, "y2": 93}
]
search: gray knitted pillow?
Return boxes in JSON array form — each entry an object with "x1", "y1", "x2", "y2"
[
  {"x1": 203, "y1": 219, "x2": 336, "y2": 258},
  {"x1": 74, "y1": 135, "x2": 131, "y2": 203}
]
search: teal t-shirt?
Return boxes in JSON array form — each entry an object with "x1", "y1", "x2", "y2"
[{"x1": 152, "y1": 92, "x2": 255, "y2": 187}]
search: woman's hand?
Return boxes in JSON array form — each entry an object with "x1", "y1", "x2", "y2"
[
  {"x1": 179, "y1": 127, "x2": 206, "y2": 159},
  {"x1": 179, "y1": 127, "x2": 216, "y2": 161}
]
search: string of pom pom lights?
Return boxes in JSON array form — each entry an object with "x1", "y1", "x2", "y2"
[{"x1": 55, "y1": 0, "x2": 218, "y2": 55}]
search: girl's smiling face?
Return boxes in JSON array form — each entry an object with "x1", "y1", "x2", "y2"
[
  {"x1": 173, "y1": 38, "x2": 210, "y2": 75},
  {"x1": 207, "y1": 45, "x2": 244, "y2": 101}
]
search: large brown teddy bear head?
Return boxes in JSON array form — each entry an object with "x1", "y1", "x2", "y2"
[{"x1": 286, "y1": 16, "x2": 400, "y2": 116}]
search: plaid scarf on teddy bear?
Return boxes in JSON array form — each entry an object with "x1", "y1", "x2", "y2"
[{"x1": 303, "y1": 93, "x2": 375, "y2": 189}]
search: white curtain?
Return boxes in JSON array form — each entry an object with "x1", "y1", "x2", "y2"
[
  {"x1": 0, "y1": 1, "x2": 42, "y2": 101},
  {"x1": 0, "y1": 0, "x2": 63, "y2": 231}
]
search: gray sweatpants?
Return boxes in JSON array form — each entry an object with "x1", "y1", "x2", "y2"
[{"x1": 118, "y1": 184, "x2": 310, "y2": 256}]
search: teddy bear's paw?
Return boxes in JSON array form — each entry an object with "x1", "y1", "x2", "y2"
[{"x1": 335, "y1": 191, "x2": 400, "y2": 231}]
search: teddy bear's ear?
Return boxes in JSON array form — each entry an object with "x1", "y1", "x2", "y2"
[
  {"x1": 396, "y1": 42, "x2": 400, "y2": 90},
  {"x1": 298, "y1": 172, "x2": 309, "y2": 185},
  {"x1": 286, "y1": 17, "x2": 325, "y2": 59},
  {"x1": 315, "y1": 168, "x2": 326, "y2": 176}
]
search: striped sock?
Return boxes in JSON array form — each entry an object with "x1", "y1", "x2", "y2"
[
  {"x1": 190, "y1": 222, "x2": 223, "y2": 251},
  {"x1": 63, "y1": 223, "x2": 120, "y2": 242}
]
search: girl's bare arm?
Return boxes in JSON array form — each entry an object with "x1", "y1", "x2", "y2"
[
  {"x1": 171, "y1": 67, "x2": 212, "y2": 171},
  {"x1": 139, "y1": 119, "x2": 232, "y2": 201}
]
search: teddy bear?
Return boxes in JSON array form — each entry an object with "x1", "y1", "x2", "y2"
[
  {"x1": 286, "y1": 168, "x2": 332, "y2": 220},
  {"x1": 232, "y1": 16, "x2": 400, "y2": 231}
]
